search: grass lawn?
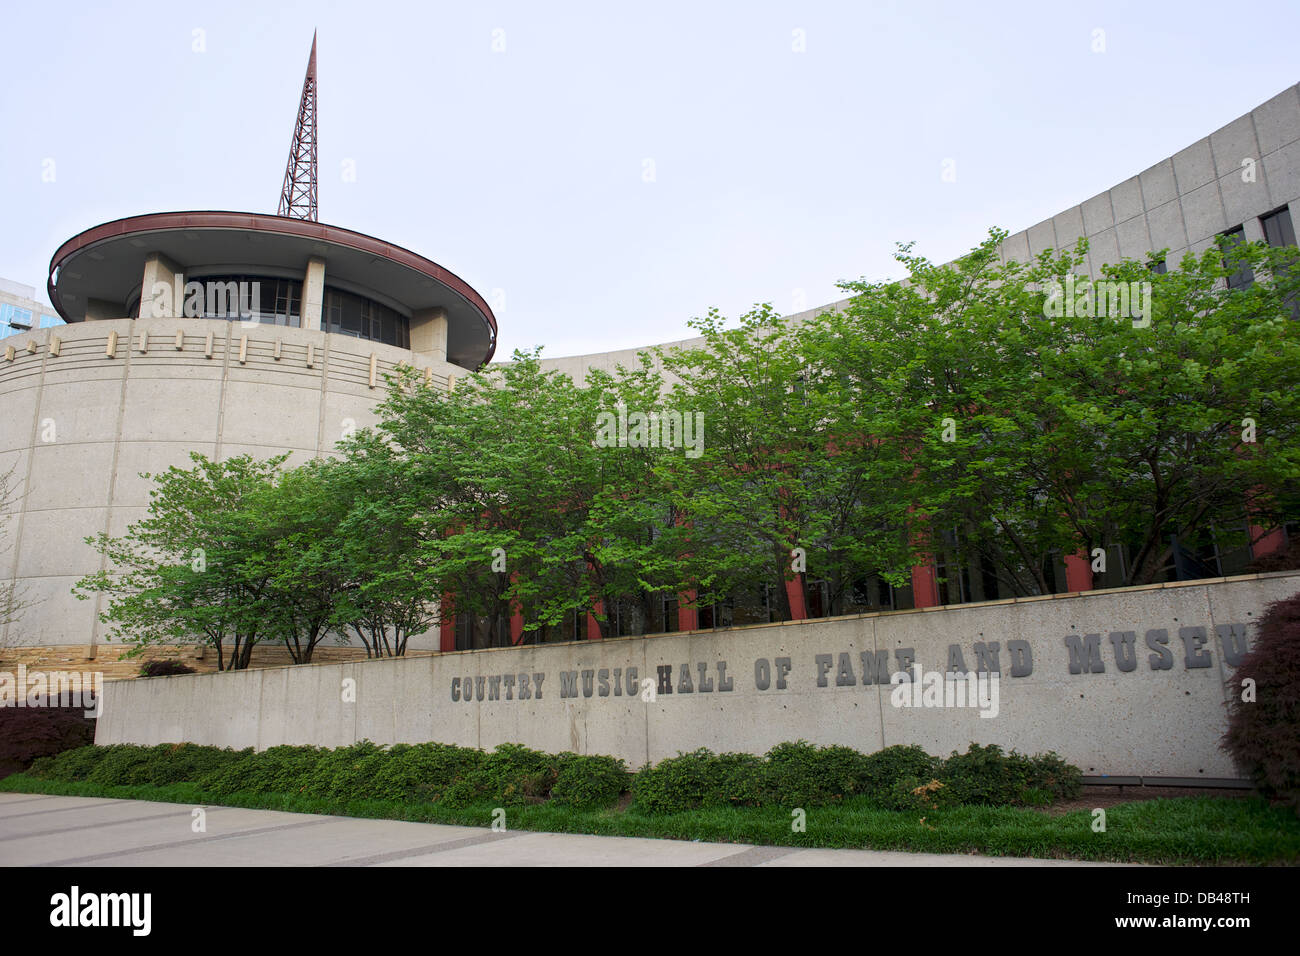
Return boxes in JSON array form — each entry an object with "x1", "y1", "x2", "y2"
[{"x1": 3, "y1": 774, "x2": 1297, "y2": 865}]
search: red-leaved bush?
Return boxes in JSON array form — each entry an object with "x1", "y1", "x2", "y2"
[
  {"x1": 1222, "y1": 590, "x2": 1300, "y2": 814},
  {"x1": 0, "y1": 705, "x2": 97, "y2": 779}
]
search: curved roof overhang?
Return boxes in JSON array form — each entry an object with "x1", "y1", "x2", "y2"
[{"x1": 48, "y1": 211, "x2": 497, "y2": 368}]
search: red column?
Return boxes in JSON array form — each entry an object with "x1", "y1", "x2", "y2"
[
  {"x1": 1247, "y1": 485, "x2": 1285, "y2": 559},
  {"x1": 508, "y1": 573, "x2": 524, "y2": 644},
  {"x1": 910, "y1": 559, "x2": 940, "y2": 609},
  {"x1": 677, "y1": 592, "x2": 699, "y2": 631},
  {"x1": 674, "y1": 510, "x2": 699, "y2": 631},
  {"x1": 784, "y1": 576, "x2": 808, "y2": 619},
  {"x1": 586, "y1": 600, "x2": 605, "y2": 640},
  {"x1": 439, "y1": 592, "x2": 456, "y2": 652},
  {"x1": 1250, "y1": 522, "x2": 1286, "y2": 560},
  {"x1": 1064, "y1": 551, "x2": 1093, "y2": 592}
]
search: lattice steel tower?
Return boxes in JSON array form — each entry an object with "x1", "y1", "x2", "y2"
[{"x1": 278, "y1": 32, "x2": 318, "y2": 221}]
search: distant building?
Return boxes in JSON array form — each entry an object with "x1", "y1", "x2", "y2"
[{"x1": 0, "y1": 278, "x2": 62, "y2": 338}]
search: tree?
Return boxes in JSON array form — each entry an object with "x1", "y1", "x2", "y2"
[
  {"x1": 327, "y1": 432, "x2": 442, "y2": 657},
  {"x1": 658, "y1": 305, "x2": 918, "y2": 619},
  {"x1": 833, "y1": 228, "x2": 1300, "y2": 591},
  {"x1": 368, "y1": 352, "x2": 692, "y2": 643},
  {"x1": 75, "y1": 453, "x2": 288, "y2": 670}
]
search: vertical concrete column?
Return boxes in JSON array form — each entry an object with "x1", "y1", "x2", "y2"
[
  {"x1": 138, "y1": 253, "x2": 184, "y2": 318},
  {"x1": 410, "y1": 307, "x2": 448, "y2": 364},
  {"x1": 301, "y1": 256, "x2": 326, "y2": 331}
]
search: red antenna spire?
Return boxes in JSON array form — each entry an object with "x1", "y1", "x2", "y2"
[{"x1": 278, "y1": 31, "x2": 318, "y2": 220}]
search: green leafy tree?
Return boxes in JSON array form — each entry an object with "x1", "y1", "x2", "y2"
[
  {"x1": 834, "y1": 229, "x2": 1300, "y2": 591},
  {"x1": 75, "y1": 453, "x2": 288, "y2": 670}
]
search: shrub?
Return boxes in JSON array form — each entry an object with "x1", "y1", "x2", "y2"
[
  {"x1": 366, "y1": 742, "x2": 483, "y2": 802},
  {"x1": 197, "y1": 745, "x2": 325, "y2": 796},
  {"x1": 815, "y1": 744, "x2": 876, "y2": 798},
  {"x1": 0, "y1": 704, "x2": 96, "y2": 779},
  {"x1": 630, "y1": 749, "x2": 725, "y2": 814},
  {"x1": 27, "y1": 743, "x2": 107, "y2": 782},
  {"x1": 938, "y1": 743, "x2": 1080, "y2": 807},
  {"x1": 15, "y1": 736, "x2": 1085, "y2": 813},
  {"x1": 84, "y1": 744, "x2": 157, "y2": 786},
  {"x1": 764, "y1": 741, "x2": 864, "y2": 806},
  {"x1": 551, "y1": 753, "x2": 629, "y2": 808},
  {"x1": 1223, "y1": 590, "x2": 1300, "y2": 814},
  {"x1": 138, "y1": 660, "x2": 197, "y2": 678},
  {"x1": 440, "y1": 743, "x2": 558, "y2": 807},
  {"x1": 877, "y1": 776, "x2": 955, "y2": 812},
  {"x1": 939, "y1": 743, "x2": 1023, "y2": 805},
  {"x1": 298, "y1": 740, "x2": 390, "y2": 801},
  {"x1": 1024, "y1": 751, "x2": 1083, "y2": 802},
  {"x1": 861, "y1": 744, "x2": 940, "y2": 796},
  {"x1": 135, "y1": 743, "x2": 241, "y2": 786},
  {"x1": 714, "y1": 752, "x2": 769, "y2": 806}
]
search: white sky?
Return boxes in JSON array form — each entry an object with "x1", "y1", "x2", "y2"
[{"x1": 2, "y1": 0, "x2": 1297, "y2": 357}]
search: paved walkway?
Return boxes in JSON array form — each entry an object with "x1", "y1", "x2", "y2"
[{"x1": 0, "y1": 793, "x2": 1128, "y2": 866}]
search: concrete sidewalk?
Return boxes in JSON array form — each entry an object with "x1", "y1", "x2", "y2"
[{"x1": 0, "y1": 793, "x2": 1129, "y2": 867}]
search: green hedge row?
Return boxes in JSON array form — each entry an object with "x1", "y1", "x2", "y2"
[{"x1": 26, "y1": 739, "x2": 1081, "y2": 813}]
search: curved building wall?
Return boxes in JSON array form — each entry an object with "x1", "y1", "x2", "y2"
[{"x1": 0, "y1": 317, "x2": 460, "y2": 659}]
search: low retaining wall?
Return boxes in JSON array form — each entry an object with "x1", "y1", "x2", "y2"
[{"x1": 96, "y1": 572, "x2": 1300, "y2": 779}]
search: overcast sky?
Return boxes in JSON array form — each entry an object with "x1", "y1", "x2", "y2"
[{"x1": 2, "y1": 1, "x2": 1298, "y2": 357}]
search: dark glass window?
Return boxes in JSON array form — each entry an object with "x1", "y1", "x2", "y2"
[
  {"x1": 1262, "y1": 207, "x2": 1297, "y2": 249},
  {"x1": 1220, "y1": 226, "x2": 1254, "y2": 290},
  {"x1": 187, "y1": 275, "x2": 302, "y2": 327},
  {"x1": 1261, "y1": 207, "x2": 1300, "y2": 320},
  {"x1": 322, "y1": 287, "x2": 410, "y2": 347},
  {"x1": 150, "y1": 275, "x2": 410, "y2": 347}
]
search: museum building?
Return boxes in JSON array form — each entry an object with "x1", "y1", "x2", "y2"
[{"x1": 1, "y1": 41, "x2": 1298, "y2": 671}]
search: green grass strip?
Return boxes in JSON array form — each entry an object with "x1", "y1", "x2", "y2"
[{"x1": 3, "y1": 774, "x2": 1297, "y2": 865}]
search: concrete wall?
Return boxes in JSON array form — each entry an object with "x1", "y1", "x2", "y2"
[
  {"x1": 1000, "y1": 83, "x2": 1300, "y2": 274},
  {"x1": 0, "y1": 317, "x2": 460, "y2": 652},
  {"x1": 95, "y1": 571, "x2": 1300, "y2": 780}
]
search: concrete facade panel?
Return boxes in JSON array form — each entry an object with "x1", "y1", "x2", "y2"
[
  {"x1": 1026, "y1": 219, "x2": 1056, "y2": 256},
  {"x1": 1252, "y1": 85, "x2": 1300, "y2": 156},
  {"x1": 1110, "y1": 177, "x2": 1144, "y2": 224},
  {"x1": 1210, "y1": 113, "x2": 1262, "y2": 179},
  {"x1": 1052, "y1": 206, "x2": 1086, "y2": 248},
  {"x1": 1263, "y1": 140, "x2": 1300, "y2": 209},
  {"x1": 1179, "y1": 181, "x2": 1228, "y2": 244},
  {"x1": 1145, "y1": 200, "x2": 1189, "y2": 253},
  {"x1": 1114, "y1": 214, "x2": 1153, "y2": 263},
  {"x1": 1172, "y1": 139, "x2": 1216, "y2": 192},
  {"x1": 1080, "y1": 192, "x2": 1114, "y2": 236},
  {"x1": 1139, "y1": 159, "x2": 1178, "y2": 209}
]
